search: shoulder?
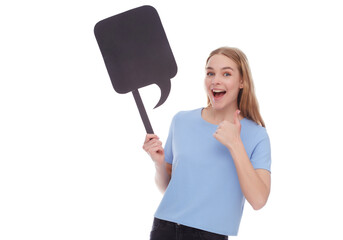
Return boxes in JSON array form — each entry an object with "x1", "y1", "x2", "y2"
[
  {"x1": 172, "y1": 108, "x2": 202, "y2": 122},
  {"x1": 167, "y1": 108, "x2": 202, "y2": 131},
  {"x1": 242, "y1": 118, "x2": 269, "y2": 141}
]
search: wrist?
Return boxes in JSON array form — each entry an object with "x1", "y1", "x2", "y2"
[
  {"x1": 227, "y1": 137, "x2": 243, "y2": 152},
  {"x1": 154, "y1": 159, "x2": 165, "y2": 169}
]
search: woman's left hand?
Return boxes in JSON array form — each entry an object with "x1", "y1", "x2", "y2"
[{"x1": 213, "y1": 109, "x2": 242, "y2": 150}]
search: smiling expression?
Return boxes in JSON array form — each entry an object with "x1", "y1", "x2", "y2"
[{"x1": 205, "y1": 54, "x2": 243, "y2": 110}]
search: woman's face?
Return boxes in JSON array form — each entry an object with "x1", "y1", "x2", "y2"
[{"x1": 205, "y1": 54, "x2": 243, "y2": 111}]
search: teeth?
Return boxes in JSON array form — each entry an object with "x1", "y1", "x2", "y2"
[{"x1": 213, "y1": 90, "x2": 225, "y2": 93}]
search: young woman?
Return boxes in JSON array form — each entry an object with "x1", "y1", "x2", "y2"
[{"x1": 143, "y1": 47, "x2": 271, "y2": 240}]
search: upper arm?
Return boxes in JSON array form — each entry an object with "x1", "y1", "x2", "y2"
[
  {"x1": 250, "y1": 135, "x2": 271, "y2": 172},
  {"x1": 166, "y1": 163, "x2": 172, "y2": 178},
  {"x1": 164, "y1": 115, "x2": 176, "y2": 165}
]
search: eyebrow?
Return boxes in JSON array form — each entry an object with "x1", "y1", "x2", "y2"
[{"x1": 206, "y1": 66, "x2": 234, "y2": 71}]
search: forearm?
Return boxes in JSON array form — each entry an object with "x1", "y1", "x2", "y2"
[
  {"x1": 154, "y1": 161, "x2": 171, "y2": 194},
  {"x1": 228, "y1": 139, "x2": 270, "y2": 210}
]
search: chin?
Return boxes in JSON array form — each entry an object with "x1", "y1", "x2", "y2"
[
  {"x1": 211, "y1": 100, "x2": 235, "y2": 111},
  {"x1": 211, "y1": 103, "x2": 226, "y2": 110}
]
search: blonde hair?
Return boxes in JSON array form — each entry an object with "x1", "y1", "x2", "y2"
[{"x1": 206, "y1": 47, "x2": 266, "y2": 127}]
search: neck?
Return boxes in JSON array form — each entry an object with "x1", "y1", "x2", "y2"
[{"x1": 206, "y1": 106, "x2": 243, "y2": 124}]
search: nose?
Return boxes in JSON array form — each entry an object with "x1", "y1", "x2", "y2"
[{"x1": 211, "y1": 75, "x2": 221, "y2": 85}]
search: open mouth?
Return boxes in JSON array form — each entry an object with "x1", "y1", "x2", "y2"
[{"x1": 212, "y1": 89, "x2": 227, "y2": 98}]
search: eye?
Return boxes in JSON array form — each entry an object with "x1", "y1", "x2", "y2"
[
  {"x1": 224, "y1": 72, "x2": 231, "y2": 77},
  {"x1": 207, "y1": 72, "x2": 214, "y2": 76}
]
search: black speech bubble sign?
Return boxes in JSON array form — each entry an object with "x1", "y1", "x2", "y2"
[{"x1": 94, "y1": 5, "x2": 177, "y2": 133}]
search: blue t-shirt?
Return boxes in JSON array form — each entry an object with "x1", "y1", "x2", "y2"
[{"x1": 154, "y1": 108, "x2": 271, "y2": 236}]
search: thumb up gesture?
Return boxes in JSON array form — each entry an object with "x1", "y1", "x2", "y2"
[{"x1": 213, "y1": 109, "x2": 242, "y2": 151}]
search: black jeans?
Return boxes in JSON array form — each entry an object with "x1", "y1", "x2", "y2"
[{"x1": 150, "y1": 217, "x2": 228, "y2": 240}]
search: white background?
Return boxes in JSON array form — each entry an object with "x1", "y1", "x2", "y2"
[{"x1": 1, "y1": 0, "x2": 343, "y2": 239}]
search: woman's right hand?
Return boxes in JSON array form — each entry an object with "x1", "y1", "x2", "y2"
[{"x1": 142, "y1": 134, "x2": 165, "y2": 165}]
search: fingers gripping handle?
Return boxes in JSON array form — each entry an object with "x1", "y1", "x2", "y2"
[{"x1": 132, "y1": 89, "x2": 154, "y2": 134}]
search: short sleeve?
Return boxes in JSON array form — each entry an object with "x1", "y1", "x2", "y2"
[
  {"x1": 250, "y1": 133, "x2": 271, "y2": 172},
  {"x1": 164, "y1": 115, "x2": 176, "y2": 164}
]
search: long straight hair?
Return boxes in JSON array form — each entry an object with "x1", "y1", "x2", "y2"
[{"x1": 206, "y1": 47, "x2": 266, "y2": 127}]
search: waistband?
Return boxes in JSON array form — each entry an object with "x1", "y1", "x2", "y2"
[{"x1": 153, "y1": 217, "x2": 228, "y2": 238}]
